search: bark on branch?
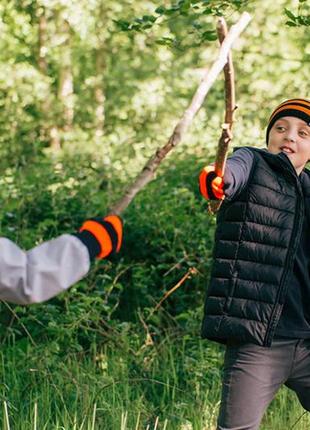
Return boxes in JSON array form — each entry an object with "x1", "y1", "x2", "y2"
[
  {"x1": 110, "y1": 12, "x2": 251, "y2": 215},
  {"x1": 209, "y1": 17, "x2": 238, "y2": 213},
  {"x1": 214, "y1": 17, "x2": 237, "y2": 177}
]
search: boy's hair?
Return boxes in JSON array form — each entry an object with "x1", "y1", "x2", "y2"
[{"x1": 266, "y1": 98, "x2": 310, "y2": 144}]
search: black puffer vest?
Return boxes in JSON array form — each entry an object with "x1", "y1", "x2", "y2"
[{"x1": 201, "y1": 147, "x2": 310, "y2": 347}]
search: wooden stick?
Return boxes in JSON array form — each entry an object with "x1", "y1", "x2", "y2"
[
  {"x1": 151, "y1": 267, "x2": 197, "y2": 314},
  {"x1": 110, "y1": 12, "x2": 251, "y2": 215},
  {"x1": 138, "y1": 311, "x2": 154, "y2": 346},
  {"x1": 209, "y1": 17, "x2": 238, "y2": 214},
  {"x1": 214, "y1": 17, "x2": 237, "y2": 177}
]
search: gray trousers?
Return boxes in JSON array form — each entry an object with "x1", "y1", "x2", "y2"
[{"x1": 217, "y1": 338, "x2": 310, "y2": 430}]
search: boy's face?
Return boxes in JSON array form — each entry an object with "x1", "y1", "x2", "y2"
[{"x1": 268, "y1": 116, "x2": 310, "y2": 175}]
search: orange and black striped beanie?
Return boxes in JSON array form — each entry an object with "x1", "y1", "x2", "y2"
[{"x1": 266, "y1": 98, "x2": 310, "y2": 144}]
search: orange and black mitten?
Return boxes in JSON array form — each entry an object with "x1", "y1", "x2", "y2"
[
  {"x1": 199, "y1": 165, "x2": 224, "y2": 201},
  {"x1": 75, "y1": 215, "x2": 123, "y2": 260}
]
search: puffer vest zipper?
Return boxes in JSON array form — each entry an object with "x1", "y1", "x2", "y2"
[{"x1": 201, "y1": 148, "x2": 308, "y2": 347}]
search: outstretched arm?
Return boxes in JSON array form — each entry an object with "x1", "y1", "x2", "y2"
[
  {"x1": 223, "y1": 147, "x2": 254, "y2": 200},
  {"x1": 0, "y1": 215, "x2": 122, "y2": 304},
  {"x1": 199, "y1": 147, "x2": 254, "y2": 201}
]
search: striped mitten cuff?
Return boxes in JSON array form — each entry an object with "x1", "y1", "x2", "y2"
[{"x1": 75, "y1": 215, "x2": 123, "y2": 260}]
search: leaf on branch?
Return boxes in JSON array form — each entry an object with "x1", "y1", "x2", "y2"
[
  {"x1": 203, "y1": 7, "x2": 214, "y2": 15},
  {"x1": 155, "y1": 37, "x2": 176, "y2": 46},
  {"x1": 284, "y1": 8, "x2": 297, "y2": 21},
  {"x1": 298, "y1": 15, "x2": 310, "y2": 26},
  {"x1": 192, "y1": 21, "x2": 203, "y2": 29},
  {"x1": 142, "y1": 15, "x2": 157, "y2": 23},
  {"x1": 155, "y1": 6, "x2": 166, "y2": 15},
  {"x1": 285, "y1": 21, "x2": 298, "y2": 27},
  {"x1": 114, "y1": 20, "x2": 131, "y2": 31},
  {"x1": 165, "y1": 8, "x2": 179, "y2": 15},
  {"x1": 201, "y1": 30, "x2": 218, "y2": 41},
  {"x1": 284, "y1": 7, "x2": 310, "y2": 27}
]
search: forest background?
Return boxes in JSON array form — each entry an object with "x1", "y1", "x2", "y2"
[{"x1": 0, "y1": 0, "x2": 309, "y2": 428}]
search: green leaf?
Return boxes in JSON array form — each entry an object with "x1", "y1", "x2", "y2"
[
  {"x1": 203, "y1": 7, "x2": 214, "y2": 15},
  {"x1": 285, "y1": 21, "x2": 297, "y2": 27},
  {"x1": 298, "y1": 16, "x2": 310, "y2": 26},
  {"x1": 114, "y1": 20, "x2": 131, "y2": 31},
  {"x1": 201, "y1": 30, "x2": 218, "y2": 41},
  {"x1": 155, "y1": 37, "x2": 175, "y2": 46},
  {"x1": 155, "y1": 6, "x2": 166, "y2": 15},
  {"x1": 142, "y1": 23, "x2": 153, "y2": 30},
  {"x1": 165, "y1": 8, "x2": 178, "y2": 15},
  {"x1": 131, "y1": 24, "x2": 141, "y2": 31},
  {"x1": 142, "y1": 15, "x2": 157, "y2": 23},
  {"x1": 192, "y1": 21, "x2": 203, "y2": 29},
  {"x1": 284, "y1": 8, "x2": 297, "y2": 21}
]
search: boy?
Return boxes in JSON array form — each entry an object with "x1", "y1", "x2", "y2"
[
  {"x1": 0, "y1": 214, "x2": 122, "y2": 304},
  {"x1": 199, "y1": 98, "x2": 310, "y2": 430}
]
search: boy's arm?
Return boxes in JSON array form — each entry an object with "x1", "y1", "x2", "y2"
[
  {"x1": 0, "y1": 215, "x2": 122, "y2": 305},
  {"x1": 199, "y1": 148, "x2": 254, "y2": 201},
  {"x1": 223, "y1": 147, "x2": 254, "y2": 200}
]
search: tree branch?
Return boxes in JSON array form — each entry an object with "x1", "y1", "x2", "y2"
[
  {"x1": 214, "y1": 17, "x2": 237, "y2": 178},
  {"x1": 209, "y1": 17, "x2": 237, "y2": 214},
  {"x1": 110, "y1": 12, "x2": 251, "y2": 215}
]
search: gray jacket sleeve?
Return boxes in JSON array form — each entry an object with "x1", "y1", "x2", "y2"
[
  {"x1": 223, "y1": 147, "x2": 255, "y2": 200},
  {"x1": 0, "y1": 234, "x2": 90, "y2": 304}
]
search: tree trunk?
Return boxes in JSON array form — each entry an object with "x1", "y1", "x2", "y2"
[
  {"x1": 58, "y1": 19, "x2": 74, "y2": 133},
  {"x1": 37, "y1": 6, "x2": 56, "y2": 146},
  {"x1": 94, "y1": 48, "x2": 106, "y2": 143},
  {"x1": 38, "y1": 8, "x2": 48, "y2": 75}
]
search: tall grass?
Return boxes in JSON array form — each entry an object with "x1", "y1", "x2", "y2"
[{"x1": 0, "y1": 333, "x2": 308, "y2": 429}]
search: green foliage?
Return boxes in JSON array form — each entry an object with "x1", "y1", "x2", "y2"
[
  {"x1": 0, "y1": 0, "x2": 309, "y2": 425},
  {"x1": 114, "y1": 0, "x2": 250, "y2": 49},
  {"x1": 284, "y1": 0, "x2": 310, "y2": 27},
  {"x1": 0, "y1": 0, "x2": 308, "y2": 358},
  {"x1": 0, "y1": 335, "x2": 309, "y2": 429},
  {"x1": 0, "y1": 151, "x2": 215, "y2": 353}
]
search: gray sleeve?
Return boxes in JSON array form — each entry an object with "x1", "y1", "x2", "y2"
[
  {"x1": 223, "y1": 147, "x2": 254, "y2": 200},
  {"x1": 0, "y1": 234, "x2": 90, "y2": 304}
]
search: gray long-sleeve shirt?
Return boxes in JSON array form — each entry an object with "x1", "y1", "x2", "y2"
[
  {"x1": 224, "y1": 148, "x2": 310, "y2": 338},
  {"x1": 223, "y1": 147, "x2": 254, "y2": 200},
  {"x1": 0, "y1": 234, "x2": 90, "y2": 304}
]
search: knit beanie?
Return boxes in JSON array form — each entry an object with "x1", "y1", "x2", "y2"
[{"x1": 266, "y1": 98, "x2": 310, "y2": 144}]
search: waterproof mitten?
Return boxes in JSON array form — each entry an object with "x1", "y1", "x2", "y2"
[
  {"x1": 199, "y1": 165, "x2": 224, "y2": 200},
  {"x1": 75, "y1": 215, "x2": 123, "y2": 260}
]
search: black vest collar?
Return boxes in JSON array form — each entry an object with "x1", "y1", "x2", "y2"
[{"x1": 234, "y1": 146, "x2": 310, "y2": 187}]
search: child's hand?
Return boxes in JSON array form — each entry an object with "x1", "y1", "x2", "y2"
[
  {"x1": 79, "y1": 215, "x2": 123, "y2": 259},
  {"x1": 199, "y1": 165, "x2": 224, "y2": 200}
]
